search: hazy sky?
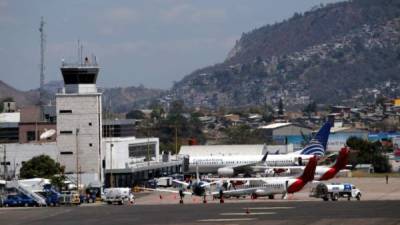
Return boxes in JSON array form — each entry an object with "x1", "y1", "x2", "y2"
[{"x1": 0, "y1": 0, "x2": 343, "y2": 91}]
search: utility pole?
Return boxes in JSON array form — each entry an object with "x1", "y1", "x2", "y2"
[
  {"x1": 2, "y1": 145, "x2": 6, "y2": 180},
  {"x1": 39, "y1": 16, "x2": 46, "y2": 107},
  {"x1": 75, "y1": 128, "x2": 80, "y2": 192},
  {"x1": 147, "y1": 123, "x2": 150, "y2": 166},
  {"x1": 175, "y1": 125, "x2": 178, "y2": 159},
  {"x1": 110, "y1": 143, "x2": 113, "y2": 188}
]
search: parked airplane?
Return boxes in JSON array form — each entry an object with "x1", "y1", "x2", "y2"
[
  {"x1": 142, "y1": 166, "x2": 219, "y2": 204},
  {"x1": 188, "y1": 120, "x2": 333, "y2": 176},
  {"x1": 143, "y1": 156, "x2": 317, "y2": 204},
  {"x1": 213, "y1": 156, "x2": 318, "y2": 201},
  {"x1": 262, "y1": 147, "x2": 349, "y2": 180}
]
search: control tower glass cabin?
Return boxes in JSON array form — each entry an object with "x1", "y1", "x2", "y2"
[{"x1": 60, "y1": 57, "x2": 99, "y2": 94}]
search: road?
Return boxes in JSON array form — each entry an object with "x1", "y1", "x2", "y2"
[{"x1": 1, "y1": 200, "x2": 399, "y2": 225}]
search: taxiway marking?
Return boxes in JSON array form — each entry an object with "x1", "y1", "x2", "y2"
[
  {"x1": 198, "y1": 218, "x2": 257, "y2": 222},
  {"x1": 221, "y1": 212, "x2": 276, "y2": 216},
  {"x1": 243, "y1": 206, "x2": 294, "y2": 210}
]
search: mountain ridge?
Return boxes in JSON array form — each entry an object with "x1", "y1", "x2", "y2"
[{"x1": 172, "y1": 0, "x2": 400, "y2": 109}]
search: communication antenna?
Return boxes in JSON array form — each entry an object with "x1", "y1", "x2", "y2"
[{"x1": 39, "y1": 16, "x2": 46, "y2": 105}]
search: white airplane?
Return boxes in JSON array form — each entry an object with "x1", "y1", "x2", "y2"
[
  {"x1": 143, "y1": 156, "x2": 317, "y2": 204},
  {"x1": 141, "y1": 166, "x2": 220, "y2": 204},
  {"x1": 258, "y1": 147, "x2": 350, "y2": 180},
  {"x1": 213, "y1": 156, "x2": 318, "y2": 201},
  {"x1": 188, "y1": 120, "x2": 333, "y2": 176}
]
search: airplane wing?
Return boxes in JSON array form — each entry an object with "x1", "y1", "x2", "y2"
[
  {"x1": 211, "y1": 187, "x2": 260, "y2": 197},
  {"x1": 223, "y1": 151, "x2": 270, "y2": 174},
  {"x1": 172, "y1": 179, "x2": 190, "y2": 187},
  {"x1": 140, "y1": 187, "x2": 192, "y2": 195},
  {"x1": 200, "y1": 181, "x2": 221, "y2": 188}
]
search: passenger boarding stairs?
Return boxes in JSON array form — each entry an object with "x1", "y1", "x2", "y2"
[{"x1": 8, "y1": 180, "x2": 47, "y2": 206}]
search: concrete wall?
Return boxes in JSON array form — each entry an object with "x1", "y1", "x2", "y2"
[
  {"x1": 56, "y1": 93, "x2": 102, "y2": 183},
  {"x1": 0, "y1": 142, "x2": 57, "y2": 178},
  {"x1": 102, "y1": 137, "x2": 160, "y2": 170}
]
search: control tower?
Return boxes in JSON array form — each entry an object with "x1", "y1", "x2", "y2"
[{"x1": 56, "y1": 57, "x2": 103, "y2": 187}]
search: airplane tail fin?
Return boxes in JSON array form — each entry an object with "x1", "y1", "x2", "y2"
[
  {"x1": 332, "y1": 147, "x2": 349, "y2": 171},
  {"x1": 299, "y1": 119, "x2": 333, "y2": 156},
  {"x1": 261, "y1": 152, "x2": 268, "y2": 162},
  {"x1": 298, "y1": 156, "x2": 317, "y2": 183},
  {"x1": 314, "y1": 118, "x2": 333, "y2": 150}
]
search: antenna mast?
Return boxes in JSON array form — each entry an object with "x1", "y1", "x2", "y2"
[{"x1": 39, "y1": 16, "x2": 46, "y2": 105}]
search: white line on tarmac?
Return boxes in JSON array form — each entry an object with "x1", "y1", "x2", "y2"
[
  {"x1": 243, "y1": 207, "x2": 294, "y2": 210},
  {"x1": 221, "y1": 212, "x2": 276, "y2": 216},
  {"x1": 198, "y1": 218, "x2": 257, "y2": 222}
]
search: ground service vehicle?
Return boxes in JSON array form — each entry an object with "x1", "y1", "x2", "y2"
[
  {"x1": 156, "y1": 177, "x2": 173, "y2": 187},
  {"x1": 104, "y1": 188, "x2": 134, "y2": 205},
  {"x1": 59, "y1": 191, "x2": 81, "y2": 205},
  {"x1": 310, "y1": 183, "x2": 361, "y2": 201},
  {"x1": 3, "y1": 195, "x2": 36, "y2": 207}
]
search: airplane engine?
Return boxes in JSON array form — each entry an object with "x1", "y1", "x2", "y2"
[
  {"x1": 264, "y1": 169, "x2": 275, "y2": 176},
  {"x1": 254, "y1": 189, "x2": 268, "y2": 196},
  {"x1": 217, "y1": 167, "x2": 235, "y2": 177}
]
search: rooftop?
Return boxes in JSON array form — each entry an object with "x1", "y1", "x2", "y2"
[{"x1": 258, "y1": 122, "x2": 292, "y2": 129}]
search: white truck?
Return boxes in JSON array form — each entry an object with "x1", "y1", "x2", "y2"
[
  {"x1": 156, "y1": 177, "x2": 173, "y2": 187},
  {"x1": 310, "y1": 183, "x2": 362, "y2": 201},
  {"x1": 103, "y1": 188, "x2": 134, "y2": 205}
]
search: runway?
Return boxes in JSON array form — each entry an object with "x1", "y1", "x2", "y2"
[{"x1": 1, "y1": 201, "x2": 400, "y2": 225}]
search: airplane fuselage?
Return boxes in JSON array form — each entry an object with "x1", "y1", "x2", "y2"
[{"x1": 188, "y1": 154, "x2": 313, "y2": 174}]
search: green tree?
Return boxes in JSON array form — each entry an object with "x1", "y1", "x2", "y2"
[
  {"x1": 20, "y1": 155, "x2": 65, "y2": 185},
  {"x1": 303, "y1": 101, "x2": 317, "y2": 116},
  {"x1": 278, "y1": 98, "x2": 284, "y2": 116},
  {"x1": 126, "y1": 109, "x2": 145, "y2": 119},
  {"x1": 346, "y1": 137, "x2": 391, "y2": 173}
]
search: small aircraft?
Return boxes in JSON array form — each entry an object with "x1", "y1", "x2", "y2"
[{"x1": 141, "y1": 166, "x2": 219, "y2": 204}]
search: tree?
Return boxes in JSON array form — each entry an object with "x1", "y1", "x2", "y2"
[
  {"x1": 346, "y1": 137, "x2": 391, "y2": 173},
  {"x1": 303, "y1": 101, "x2": 317, "y2": 116},
  {"x1": 20, "y1": 155, "x2": 64, "y2": 180},
  {"x1": 278, "y1": 98, "x2": 284, "y2": 116},
  {"x1": 126, "y1": 109, "x2": 145, "y2": 119}
]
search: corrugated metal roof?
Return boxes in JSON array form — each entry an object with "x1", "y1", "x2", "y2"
[
  {"x1": 179, "y1": 144, "x2": 294, "y2": 156},
  {"x1": 179, "y1": 145, "x2": 266, "y2": 156},
  {"x1": 258, "y1": 122, "x2": 292, "y2": 129}
]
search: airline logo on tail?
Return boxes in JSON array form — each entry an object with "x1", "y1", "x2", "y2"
[{"x1": 299, "y1": 120, "x2": 333, "y2": 156}]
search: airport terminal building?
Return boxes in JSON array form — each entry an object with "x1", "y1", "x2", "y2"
[{"x1": 0, "y1": 59, "x2": 182, "y2": 188}]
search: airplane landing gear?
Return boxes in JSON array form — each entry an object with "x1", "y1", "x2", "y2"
[
  {"x1": 219, "y1": 190, "x2": 224, "y2": 204},
  {"x1": 203, "y1": 195, "x2": 207, "y2": 204},
  {"x1": 179, "y1": 189, "x2": 184, "y2": 204}
]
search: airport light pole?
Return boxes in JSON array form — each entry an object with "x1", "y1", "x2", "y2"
[
  {"x1": 147, "y1": 123, "x2": 150, "y2": 166},
  {"x1": 110, "y1": 143, "x2": 113, "y2": 188},
  {"x1": 75, "y1": 128, "x2": 80, "y2": 192},
  {"x1": 2, "y1": 145, "x2": 6, "y2": 180},
  {"x1": 175, "y1": 125, "x2": 178, "y2": 160}
]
